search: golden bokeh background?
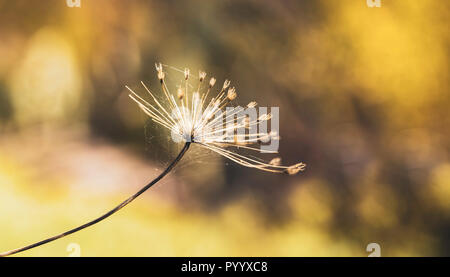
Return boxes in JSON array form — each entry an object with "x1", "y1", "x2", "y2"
[{"x1": 0, "y1": 0, "x2": 448, "y2": 256}]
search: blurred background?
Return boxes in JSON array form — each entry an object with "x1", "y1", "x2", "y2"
[{"x1": 0, "y1": 0, "x2": 449, "y2": 256}]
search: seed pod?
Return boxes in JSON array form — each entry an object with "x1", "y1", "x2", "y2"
[
  {"x1": 247, "y1": 101, "x2": 257, "y2": 108},
  {"x1": 285, "y1": 163, "x2": 306, "y2": 175},
  {"x1": 270, "y1": 157, "x2": 282, "y2": 166},
  {"x1": 227, "y1": 87, "x2": 237, "y2": 100},
  {"x1": 199, "y1": 71, "x2": 206, "y2": 82},
  {"x1": 223, "y1": 80, "x2": 231, "y2": 90},
  {"x1": 209, "y1": 78, "x2": 216, "y2": 88},
  {"x1": 155, "y1": 63, "x2": 164, "y2": 81},
  {"x1": 177, "y1": 88, "x2": 184, "y2": 99}
]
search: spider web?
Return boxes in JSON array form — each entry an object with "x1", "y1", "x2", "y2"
[
  {"x1": 137, "y1": 63, "x2": 280, "y2": 179},
  {"x1": 139, "y1": 64, "x2": 225, "y2": 176}
]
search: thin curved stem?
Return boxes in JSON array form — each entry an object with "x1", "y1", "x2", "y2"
[{"x1": 0, "y1": 142, "x2": 191, "y2": 257}]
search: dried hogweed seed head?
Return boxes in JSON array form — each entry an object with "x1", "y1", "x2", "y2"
[
  {"x1": 227, "y1": 87, "x2": 237, "y2": 100},
  {"x1": 127, "y1": 63, "x2": 306, "y2": 175},
  {"x1": 209, "y1": 77, "x2": 216, "y2": 88},
  {"x1": 199, "y1": 71, "x2": 206, "y2": 82}
]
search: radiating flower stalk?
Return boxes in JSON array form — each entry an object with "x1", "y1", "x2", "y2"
[{"x1": 0, "y1": 63, "x2": 305, "y2": 257}]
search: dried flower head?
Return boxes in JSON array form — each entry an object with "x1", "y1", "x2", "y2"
[
  {"x1": 247, "y1": 101, "x2": 257, "y2": 108},
  {"x1": 199, "y1": 71, "x2": 207, "y2": 82},
  {"x1": 209, "y1": 77, "x2": 216, "y2": 88},
  {"x1": 269, "y1": 157, "x2": 282, "y2": 166},
  {"x1": 155, "y1": 63, "x2": 165, "y2": 81},
  {"x1": 285, "y1": 163, "x2": 306, "y2": 175},
  {"x1": 127, "y1": 63, "x2": 306, "y2": 174},
  {"x1": 227, "y1": 87, "x2": 237, "y2": 101},
  {"x1": 223, "y1": 79, "x2": 231, "y2": 90},
  {"x1": 177, "y1": 87, "x2": 184, "y2": 99}
]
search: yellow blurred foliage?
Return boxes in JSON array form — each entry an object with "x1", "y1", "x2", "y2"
[
  {"x1": 430, "y1": 164, "x2": 450, "y2": 210},
  {"x1": 9, "y1": 27, "x2": 82, "y2": 125},
  {"x1": 0, "y1": 153, "x2": 360, "y2": 256},
  {"x1": 0, "y1": 0, "x2": 448, "y2": 257},
  {"x1": 357, "y1": 183, "x2": 398, "y2": 228},
  {"x1": 289, "y1": 179, "x2": 334, "y2": 226}
]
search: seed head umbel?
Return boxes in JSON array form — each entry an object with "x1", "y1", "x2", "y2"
[{"x1": 127, "y1": 63, "x2": 306, "y2": 174}]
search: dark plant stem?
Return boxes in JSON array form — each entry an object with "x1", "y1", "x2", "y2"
[{"x1": 0, "y1": 142, "x2": 191, "y2": 257}]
